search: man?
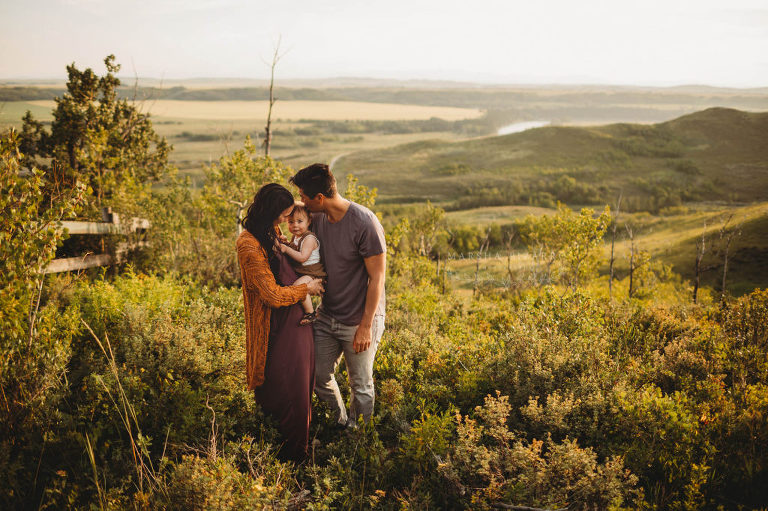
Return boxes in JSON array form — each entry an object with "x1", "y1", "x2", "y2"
[{"x1": 290, "y1": 163, "x2": 386, "y2": 427}]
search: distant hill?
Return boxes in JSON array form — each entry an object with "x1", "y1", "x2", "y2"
[
  {"x1": 334, "y1": 108, "x2": 768, "y2": 211},
  {"x1": 4, "y1": 83, "x2": 767, "y2": 129},
  {"x1": 3, "y1": 83, "x2": 767, "y2": 110}
]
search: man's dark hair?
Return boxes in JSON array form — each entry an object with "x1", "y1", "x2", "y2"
[{"x1": 290, "y1": 163, "x2": 337, "y2": 199}]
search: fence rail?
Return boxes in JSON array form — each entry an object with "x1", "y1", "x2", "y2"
[{"x1": 44, "y1": 208, "x2": 150, "y2": 274}]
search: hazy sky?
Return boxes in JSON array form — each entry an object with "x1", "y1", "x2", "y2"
[{"x1": 1, "y1": 0, "x2": 767, "y2": 87}]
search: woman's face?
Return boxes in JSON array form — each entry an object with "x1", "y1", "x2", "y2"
[{"x1": 275, "y1": 205, "x2": 294, "y2": 225}]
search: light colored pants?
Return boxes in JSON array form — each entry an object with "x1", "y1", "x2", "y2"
[{"x1": 313, "y1": 310, "x2": 384, "y2": 426}]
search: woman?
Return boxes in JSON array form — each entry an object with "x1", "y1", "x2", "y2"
[{"x1": 236, "y1": 183, "x2": 324, "y2": 462}]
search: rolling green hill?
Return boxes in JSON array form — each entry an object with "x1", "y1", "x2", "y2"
[{"x1": 334, "y1": 108, "x2": 768, "y2": 211}]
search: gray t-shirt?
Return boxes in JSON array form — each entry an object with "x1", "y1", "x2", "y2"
[{"x1": 312, "y1": 202, "x2": 386, "y2": 325}]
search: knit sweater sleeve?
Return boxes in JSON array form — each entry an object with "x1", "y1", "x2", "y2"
[{"x1": 237, "y1": 235, "x2": 308, "y2": 306}]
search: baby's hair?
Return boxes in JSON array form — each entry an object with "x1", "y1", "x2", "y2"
[{"x1": 290, "y1": 201, "x2": 311, "y2": 223}]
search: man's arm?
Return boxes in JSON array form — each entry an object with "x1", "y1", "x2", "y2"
[{"x1": 353, "y1": 252, "x2": 386, "y2": 353}]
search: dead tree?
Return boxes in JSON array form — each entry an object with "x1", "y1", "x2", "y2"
[
  {"x1": 693, "y1": 223, "x2": 712, "y2": 304},
  {"x1": 626, "y1": 224, "x2": 636, "y2": 298},
  {"x1": 263, "y1": 37, "x2": 285, "y2": 157},
  {"x1": 609, "y1": 192, "x2": 622, "y2": 300},
  {"x1": 473, "y1": 228, "x2": 492, "y2": 297},
  {"x1": 718, "y1": 215, "x2": 742, "y2": 303},
  {"x1": 504, "y1": 228, "x2": 518, "y2": 290}
]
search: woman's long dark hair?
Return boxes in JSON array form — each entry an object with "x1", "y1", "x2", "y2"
[{"x1": 241, "y1": 183, "x2": 295, "y2": 282}]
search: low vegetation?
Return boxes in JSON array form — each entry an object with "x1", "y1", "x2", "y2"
[{"x1": 2, "y1": 56, "x2": 768, "y2": 510}]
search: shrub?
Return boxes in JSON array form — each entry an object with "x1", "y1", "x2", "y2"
[{"x1": 439, "y1": 393, "x2": 639, "y2": 510}]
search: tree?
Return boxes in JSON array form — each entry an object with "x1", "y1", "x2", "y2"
[
  {"x1": 147, "y1": 138, "x2": 294, "y2": 284},
  {"x1": 693, "y1": 222, "x2": 717, "y2": 304},
  {"x1": 521, "y1": 203, "x2": 610, "y2": 288},
  {"x1": 412, "y1": 201, "x2": 446, "y2": 257},
  {"x1": 0, "y1": 129, "x2": 85, "y2": 502},
  {"x1": 263, "y1": 39, "x2": 285, "y2": 157},
  {"x1": 20, "y1": 55, "x2": 171, "y2": 214},
  {"x1": 626, "y1": 222, "x2": 637, "y2": 298},
  {"x1": 609, "y1": 192, "x2": 622, "y2": 300},
  {"x1": 692, "y1": 215, "x2": 743, "y2": 304},
  {"x1": 717, "y1": 215, "x2": 742, "y2": 303}
]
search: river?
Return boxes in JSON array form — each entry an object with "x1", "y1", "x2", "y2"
[{"x1": 497, "y1": 120, "x2": 550, "y2": 136}]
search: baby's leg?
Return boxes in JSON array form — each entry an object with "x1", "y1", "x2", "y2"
[{"x1": 294, "y1": 275, "x2": 314, "y2": 314}]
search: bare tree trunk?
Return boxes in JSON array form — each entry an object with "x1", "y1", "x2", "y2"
[
  {"x1": 626, "y1": 224, "x2": 635, "y2": 298},
  {"x1": 263, "y1": 38, "x2": 283, "y2": 157},
  {"x1": 721, "y1": 246, "x2": 729, "y2": 302},
  {"x1": 504, "y1": 229, "x2": 516, "y2": 289},
  {"x1": 473, "y1": 228, "x2": 491, "y2": 297},
  {"x1": 609, "y1": 193, "x2": 622, "y2": 300},
  {"x1": 719, "y1": 217, "x2": 741, "y2": 303},
  {"x1": 473, "y1": 255, "x2": 481, "y2": 296},
  {"x1": 693, "y1": 227, "x2": 707, "y2": 304},
  {"x1": 441, "y1": 260, "x2": 447, "y2": 294}
]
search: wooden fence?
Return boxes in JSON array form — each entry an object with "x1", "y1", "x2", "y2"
[{"x1": 44, "y1": 208, "x2": 150, "y2": 274}]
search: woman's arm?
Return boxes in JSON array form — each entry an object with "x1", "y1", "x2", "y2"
[
  {"x1": 280, "y1": 235, "x2": 318, "y2": 264},
  {"x1": 237, "y1": 238, "x2": 307, "y2": 307}
]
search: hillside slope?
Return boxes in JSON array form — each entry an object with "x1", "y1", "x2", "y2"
[{"x1": 335, "y1": 108, "x2": 768, "y2": 210}]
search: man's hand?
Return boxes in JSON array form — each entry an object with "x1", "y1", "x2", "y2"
[{"x1": 353, "y1": 323, "x2": 373, "y2": 353}]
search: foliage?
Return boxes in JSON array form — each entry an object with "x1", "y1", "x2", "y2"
[
  {"x1": 407, "y1": 201, "x2": 446, "y2": 257},
  {"x1": 155, "y1": 439, "x2": 301, "y2": 511},
  {"x1": 19, "y1": 55, "x2": 171, "y2": 215},
  {"x1": 0, "y1": 130, "x2": 85, "y2": 507},
  {"x1": 520, "y1": 203, "x2": 610, "y2": 287},
  {"x1": 344, "y1": 174, "x2": 378, "y2": 210},
  {"x1": 137, "y1": 140, "x2": 294, "y2": 285},
  {"x1": 2, "y1": 234, "x2": 768, "y2": 509},
  {"x1": 439, "y1": 393, "x2": 639, "y2": 510}
]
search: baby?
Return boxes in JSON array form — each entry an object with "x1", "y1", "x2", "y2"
[{"x1": 279, "y1": 203, "x2": 326, "y2": 325}]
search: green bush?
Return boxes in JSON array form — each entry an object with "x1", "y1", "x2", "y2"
[{"x1": 439, "y1": 393, "x2": 640, "y2": 510}]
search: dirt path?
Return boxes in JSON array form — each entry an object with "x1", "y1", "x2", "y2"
[{"x1": 329, "y1": 152, "x2": 349, "y2": 170}]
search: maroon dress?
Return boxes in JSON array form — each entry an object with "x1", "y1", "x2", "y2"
[{"x1": 253, "y1": 250, "x2": 315, "y2": 461}]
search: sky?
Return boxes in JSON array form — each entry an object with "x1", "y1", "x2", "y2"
[{"x1": 1, "y1": 0, "x2": 767, "y2": 87}]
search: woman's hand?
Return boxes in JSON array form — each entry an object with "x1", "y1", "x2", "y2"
[
  {"x1": 274, "y1": 238, "x2": 287, "y2": 253},
  {"x1": 306, "y1": 278, "x2": 324, "y2": 296}
]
